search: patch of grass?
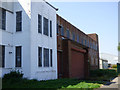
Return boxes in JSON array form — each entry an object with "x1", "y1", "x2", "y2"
[{"x1": 2, "y1": 78, "x2": 102, "y2": 89}]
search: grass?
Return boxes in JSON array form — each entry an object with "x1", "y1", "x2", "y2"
[
  {"x1": 2, "y1": 78, "x2": 102, "y2": 89},
  {"x1": 2, "y1": 69, "x2": 118, "y2": 89}
]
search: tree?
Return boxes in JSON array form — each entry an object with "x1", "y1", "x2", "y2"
[{"x1": 118, "y1": 43, "x2": 120, "y2": 51}]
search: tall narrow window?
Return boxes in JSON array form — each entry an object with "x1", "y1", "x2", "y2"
[
  {"x1": 87, "y1": 40, "x2": 89, "y2": 47},
  {"x1": 50, "y1": 21, "x2": 52, "y2": 37},
  {"x1": 0, "y1": 45, "x2": 5, "y2": 67},
  {"x1": 72, "y1": 32, "x2": 75, "y2": 41},
  {"x1": 66, "y1": 29, "x2": 70, "y2": 38},
  {"x1": 16, "y1": 46, "x2": 22, "y2": 67},
  {"x1": 38, "y1": 47, "x2": 42, "y2": 67},
  {"x1": 77, "y1": 35, "x2": 79, "y2": 43},
  {"x1": 2, "y1": 45, "x2": 5, "y2": 67},
  {"x1": 60, "y1": 26, "x2": 64, "y2": 36},
  {"x1": 2, "y1": 9, "x2": 6, "y2": 30},
  {"x1": 38, "y1": 14, "x2": 42, "y2": 33},
  {"x1": 43, "y1": 17, "x2": 48, "y2": 36},
  {"x1": 57, "y1": 24, "x2": 59, "y2": 34},
  {"x1": 44, "y1": 48, "x2": 49, "y2": 67},
  {"x1": 85, "y1": 40, "x2": 87, "y2": 46},
  {"x1": 50, "y1": 49, "x2": 52, "y2": 67},
  {"x1": 81, "y1": 38, "x2": 84, "y2": 45},
  {"x1": 16, "y1": 11, "x2": 22, "y2": 32}
]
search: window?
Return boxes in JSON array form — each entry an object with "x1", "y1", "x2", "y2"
[
  {"x1": 43, "y1": 17, "x2": 48, "y2": 36},
  {"x1": 50, "y1": 20, "x2": 52, "y2": 37},
  {"x1": 72, "y1": 32, "x2": 75, "y2": 41},
  {"x1": 87, "y1": 40, "x2": 89, "y2": 47},
  {"x1": 16, "y1": 11, "x2": 22, "y2": 32},
  {"x1": 85, "y1": 40, "x2": 87, "y2": 46},
  {"x1": 57, "y1": 24, "x2": 59, "y2": 34},
  {"x1": 2, "y1": 9, "x2": 6, "y2": 30},
  {"x1": 77, "y1": 35, "x2": 79, "y2": 43},
  {"x1": 50, "y1": 49, "x2": 52, "y2": 67},
  {"x1": 38, "y1": 47, "x2": 42, "y2": 67},
  {"x1": 0, "y1": 45, "x2": 5, "y2": 67},
  {"x1": 60, "y1": 26, "x2": 64, "y2": 36},
  {"x1": 38, "y1": 14, "x2": 42, "y2": 33},
  {"x1": 16, "y1": 46, "x2": 22, "y2": 67},
  {"x1": 44, "y1": 48, "x2": 49, "y2": 67},
  {"x1": 81, "y1": 38, "x2": 84, "y2": 45},
  {"x1": 66, "y1": 29, "x2": 70, "y2": 38}
]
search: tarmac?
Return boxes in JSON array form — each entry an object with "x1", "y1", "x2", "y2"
[{"x1": 96, "y1": 76, "x2": 120, "y2": 90}]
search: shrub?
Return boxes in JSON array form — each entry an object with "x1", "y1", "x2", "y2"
[
  {"x1": 90, "y1": 69, "x2": 117, "y2": 77},
  {"x1": 3, "y1": 70, "x2": 23, "y2": 80},
  {"x1": 112, "y1": 65, "x2": 117, "y2": 68}
]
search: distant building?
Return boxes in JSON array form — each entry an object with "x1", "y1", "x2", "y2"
[
  {"x1": 100, "y1": 53, "x2": 118, "y2": 65},
  {"x1": 99, "y1": 59, "x2": 108, "y2": 69}
]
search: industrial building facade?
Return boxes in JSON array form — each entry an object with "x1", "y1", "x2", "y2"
[
  {"x1": 0, "y1": 1, "x2": 99, "y2": 80},
  {"x1": 57, "y1": 15, "x2": 99, "y2": 79}
]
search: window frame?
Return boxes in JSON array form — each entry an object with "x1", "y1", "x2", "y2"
[
  {"x1": 38, "y1": 47, "x2": 42, "y2": 67},
  {"x1": 50, "y1": 49, "x2": 52, "y2": 67},
  {"x1": 16, "y1": 11, "x2": 22, "y2": 32},
  {"x1": 15, "y1": 46, "x2": 22, "y2": 67},
  {"x1": 2, "y1": 9, "x2": 6, "y2": 30},
  {"x1": 44, "y1": 48, "x2": 49, "y2": 67},
  {"x1": 50, "y1": 20, "x2": 52, "y2": 37},
  {"x1": 38, "y1": 14, "x2": 42, "y2": 33},
  {"x1": 43, "y1": 17, "x2": 49, "y2": 36}
]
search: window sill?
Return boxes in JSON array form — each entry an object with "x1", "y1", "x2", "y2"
[{"x1": 0, "y1": 29, "x2": 13, "y2": 34}]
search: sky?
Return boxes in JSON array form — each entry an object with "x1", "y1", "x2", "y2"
[{"x1": 50, "y1": 2, "x2": 118, "y2": 56}]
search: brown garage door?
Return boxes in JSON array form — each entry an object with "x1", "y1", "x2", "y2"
[{"x1": 71, "y1": 49, "x2": 85, "y2": 79}]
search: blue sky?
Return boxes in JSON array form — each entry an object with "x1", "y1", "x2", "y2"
[{"x1": 50, "y1": 2, "x2": 118, "y2": 56}]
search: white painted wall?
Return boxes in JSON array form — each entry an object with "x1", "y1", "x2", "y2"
[
  {"x1": 0, "y1": 0, "x2": 57, "y2": 80},
  {"x1": 30, "y1": 2, "x2": 57, "y2": 80}
]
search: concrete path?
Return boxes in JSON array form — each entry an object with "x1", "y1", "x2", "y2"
[{"x1": 96, "y1": 76, "x2": 120, "y2": 90}]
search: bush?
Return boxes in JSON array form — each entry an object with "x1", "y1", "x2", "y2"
[
  {"x1": 112, "y1": 65, "x2": 117, "y2": 68},
  {"x1": 90, "y1": 69, "x2": 117, "y2": 77},
  {"x1": 3, "y1": 70, "x2": 23, "y2": 80}
]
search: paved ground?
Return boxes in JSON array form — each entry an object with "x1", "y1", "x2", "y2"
[{"x1": 96, "y1": 76, "x2": 120, "y2": 90}]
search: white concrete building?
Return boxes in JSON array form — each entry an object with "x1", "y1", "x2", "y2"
[
  {"x1": 99, "y1": 59, "x2": 108, "y2": 69},
  {"x1": 0, "y1": 0, "x2": 58, "y2": 80}
]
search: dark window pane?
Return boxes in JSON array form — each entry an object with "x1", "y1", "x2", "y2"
[
  {"x1": 77, "y1": 35, "x2": 79, "y2": 43},
  {"x1": 72, "y1": 32, "x2": 75, "y2": 41},
  {"x1": 38, "y1": 14, "x2": 42, "y2": 33},
  {"x1": 43, "y1": 17, "x2": 48, "y2": 36},
  {"x1": 57, "y1": 24, "x2": 59, "y2": 34},
  {"x1": 61, "y1": 26, "x2": 64, "y2": 36},
  {"x1": 50, "y1": 49, "x2": 52, "y2": 67},
  {"x1": 16, "y1": 46, "x2": 22, "y2": 67},
  {"x1": 38, "y1": 47, "x2": 42, "y2": 67},
  {"x1": 85, "y1": 40, "x2": 87, "y2": 46},
  {"x1": 2, "y1": 9, "x2": 6, "y2": 30},
  {"x1": 66, "y1": 29, "x2": 70, "y2": 38},
  {"x1": 16, "y1": 11, "x2": 22, "y2": 32},
  {"x1": 0, "y1": 45, "x2": 5, "y2": 67},
  {"x1": 50, "y1": 21, "x2": 52, "y2": 37},
  {"x1": 44, "y1": 48, "x2": 49, "y2": 67},
  {"x1": 81, "y1": 38, "x2": 84, "y2": 45}
]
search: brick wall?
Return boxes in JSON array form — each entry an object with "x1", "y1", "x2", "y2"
[{"x1": 57, "y1": 14, "x2": 99, "y2": 71}]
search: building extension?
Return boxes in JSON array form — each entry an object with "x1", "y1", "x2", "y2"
[{"x1": 57, "y1": 15, "x2": 99, "y2": 79}]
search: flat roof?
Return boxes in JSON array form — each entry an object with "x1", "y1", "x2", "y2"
[{"x1": 43, "y1": 0, "x2": 58, "y2": 11}]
